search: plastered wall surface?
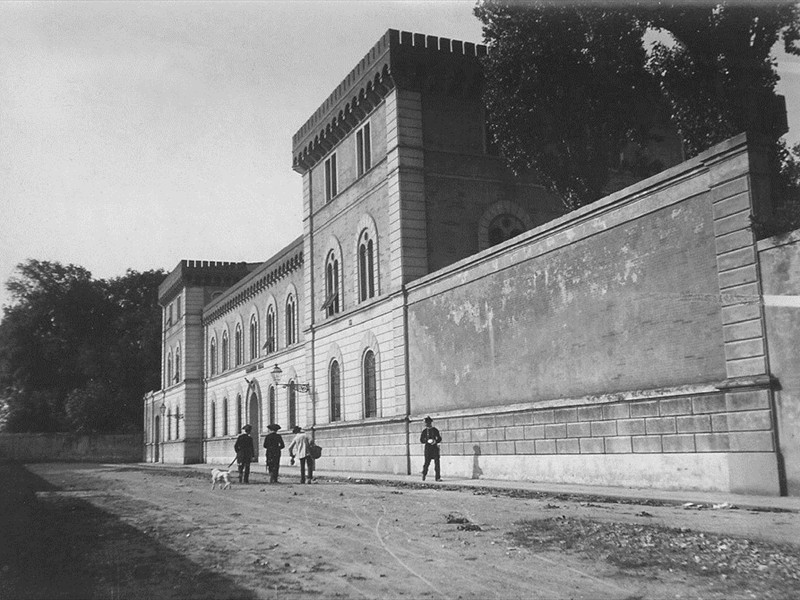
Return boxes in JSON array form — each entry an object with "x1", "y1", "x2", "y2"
[
  {"x1": 759, "y1": 230, "x2": 800, "y2": 494},
  {"x1": 409, "y1": 193, "x2": 726, "y2": 413}
]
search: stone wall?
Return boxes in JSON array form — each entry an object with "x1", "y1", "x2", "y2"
[
  {"x1": 759, "y1": 229, "x2": 800, "y2": 495},
  {"x1": 0, "y1": 433, "x2": 142, "y2": 463},
  {"x1": 405, "y1": 134, "x2": 782, "y2": 494},
  {"x1": 314, "y1": 417, "x2": 408, "y2": 474}
]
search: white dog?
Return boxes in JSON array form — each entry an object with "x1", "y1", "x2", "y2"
[{"x1": 211, "y1": 468, "x2": 232, "y2": 490}]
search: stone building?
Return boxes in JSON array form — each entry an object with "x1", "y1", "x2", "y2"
[{"x1": 144, "y1": 30, "x2": 800, "y2": 496}]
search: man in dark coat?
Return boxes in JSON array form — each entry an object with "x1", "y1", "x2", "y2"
[
  {"x1": 234, "y1": 424, "x2": 255, "y2": 483},
  {"x1": 420, "y1": 416, "x2": 442, "y2": 481},
  {"x1": 263, "y1": 423, "x2": 285, "y2": 483}
]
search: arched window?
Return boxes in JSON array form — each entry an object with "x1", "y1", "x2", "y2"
[
  {"x1": 249, "y1": 314, "x2": 259, "y2": 361},
  {"x1": 358, "y1": 229, "x2": 376, "y2": 302},
  {"x1": 323, "y1": 251, "x2": 340, "y2": 316},
  {"x1": 175, "y1": 346, "x2": 181, "y2": 382},
  {"x1": 167, "y1": 409, "x2": 172, "y2": 440},
  {"x1": 167, "y1": 351, "x2": 173, "y2": 386},
  {"x1": 175, "y1": 408, "x2": 180, "y2": 440},
  {"x1": 222, "y1": 332, "x2": 229, "y2": 371},
  {"x1": 268, "y1": 386, "x2": 276, "y2": 426},
  {"x1": 236, "y1": 394, "x2": 243, "y2": 432},
  {"x1": 266, "y1": 305, "x2": 276, "y2": 354},
  {"x1": 235, "y1": 324, "x2": 243, "y2": 366},
  {"x1": 329, "y1": 360, "x2": 341, "y2": 422},
  {"x1": 209, "y1": 337, "x2": 217, "y2": 376},
  {"x1": 210, "y1": 401, "x2": 216, "y2": 437},
  {"x1": 285, "y1": 295, "x2": 297, "y2": 346},
  {"x1": 223, "y1": 398, "x2": 229, "y2": 436},
  {"x1": 488, "y1": 214, "x2": 526, "y2": 247},
  {"x1": 363, "y1": 350, "x2": 377, "y2": 418},
  {"x1": 288, "y1": 381, "x2": 297, "y2": 429}
]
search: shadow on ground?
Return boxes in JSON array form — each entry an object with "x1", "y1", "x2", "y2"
[{"x1": 0, "y1": 461, "x2": 256, "y2": 600}]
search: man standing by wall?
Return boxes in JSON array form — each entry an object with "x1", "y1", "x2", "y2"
[
  {"x1": 235, "y1": 424, "x2": 254, "y2": 484},
  {"x1": 421, "y1": 416, "x2": 442, "y2": 482},
  {"x1": 263, "y1": 423, "x2": 284, "y2": 483}
]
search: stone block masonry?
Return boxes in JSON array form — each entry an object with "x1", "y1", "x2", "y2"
[
  {"x1": 429, "y1": 388, "x2": 773, "y2": 459},
  {"x1": 405, "y1": 134, "x2": 782, "y2": 494}
]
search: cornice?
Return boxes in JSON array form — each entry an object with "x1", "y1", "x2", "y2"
[
  {"x1": 203, "y1": 247, "x2": 304, "y2": 325},
  {"x1": 291, "y1": 29, "x2": 487, "y2": 175}
]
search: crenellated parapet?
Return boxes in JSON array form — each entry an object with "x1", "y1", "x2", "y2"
[
  {"x1": 159, "y1": 260, "x2": 256, "y2": 305},
  {"x1": 291, "y1": 29, "x2": 487, "y2": 174},
  {"x1": 202, "y1": 237, "x2": 304, "y2": 324}
]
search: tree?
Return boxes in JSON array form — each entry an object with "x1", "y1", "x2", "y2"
[
  {"x1": 647, "y1": 2, "x2": 799, "y2": 157},
  {"x1": 0, "y1": 260, "x2": 165, "y2": 433},
  {"x1": 475, "y1": 0, "x2": 661, "y2": 210},
  {"x1": 475, "y1": 1, "x2": 800, "y2": 215}
]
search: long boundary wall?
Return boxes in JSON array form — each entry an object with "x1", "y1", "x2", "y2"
[
  {"x1": 0, "y1": 433, "x2": 142, "y2": 463},
  {"x1": 406, "y1": 134, "x2": 781, "y2": 495}
]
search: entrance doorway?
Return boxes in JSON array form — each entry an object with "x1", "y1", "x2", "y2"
[{"x1": 249, "y1": 390, "x2": 260, "y2": 461}]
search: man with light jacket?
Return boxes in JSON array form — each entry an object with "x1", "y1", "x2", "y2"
[{"x1": 288, "y1": 425, "x2": 314, "y2": 484}]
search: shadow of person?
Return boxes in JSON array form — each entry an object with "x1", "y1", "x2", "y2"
[{"x1": 472, "y1": 444, "x2": 483, "y2": 479}]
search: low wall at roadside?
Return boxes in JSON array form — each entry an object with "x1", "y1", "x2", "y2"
[{"x1": 0, "y1": 433, "x2": 142, "y2": 463}]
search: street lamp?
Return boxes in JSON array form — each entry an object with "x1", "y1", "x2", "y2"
[{"x1": 270, "y1": 363, "x2": 311, "y2": 393}]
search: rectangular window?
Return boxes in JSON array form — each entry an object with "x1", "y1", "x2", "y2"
[
  {"x1": 356, "y1": 122, "x2": 371, "y2": 177},
  {"x1": 324, "y1": 153, "x2": 337, "y2": 202},
  {"x1": 176, "y1": 297, "x2": 181, "y2": 319}
]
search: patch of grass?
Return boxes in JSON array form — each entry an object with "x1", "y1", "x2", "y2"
[{"x1": 510, "y1": 517, "x2": 800, "y2": 599}]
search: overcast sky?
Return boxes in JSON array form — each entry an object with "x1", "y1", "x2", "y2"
[{"x1": 1, "y1": 1, "x2": 798, "y2": 312}]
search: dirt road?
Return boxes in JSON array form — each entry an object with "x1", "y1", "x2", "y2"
[{"x1": 2, "y1": 463, "x2": 800, "y2": 599}]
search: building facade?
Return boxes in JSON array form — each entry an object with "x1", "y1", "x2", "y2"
[{"x1": 144, "y1": 30, "x2": 800, "y2": 496}]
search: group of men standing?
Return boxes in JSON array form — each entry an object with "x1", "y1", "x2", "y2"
[
  {"x1": 232, "y1": 415, "x2": 442, "y2": 484},
  {"x1": 233, "y1": 423, "x2": 315, "y2": 484}
]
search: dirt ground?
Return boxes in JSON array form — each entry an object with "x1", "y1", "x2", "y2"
[{"x1": 2, "y1": 463, "x2": 800, "y2": 600}]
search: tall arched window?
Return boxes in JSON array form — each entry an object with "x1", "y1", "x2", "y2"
[
  {"x1": 363, "y1": 350, "x2": 377, "y2": 418},
  {"x1": 167, "y1": 409, "x2": 172, "y2": 440},
  {"x1": 235, "y1": 324, "x2": 243, "y2": 366},
  {"x1": 266, "y1": 305, "x2": 276, "y2": 354},
  {"x1": 358, "y1": 230, "x2": 376, "y2": 302},
  {"x1": 323, "y1": 251, "x2": 340, "y2": 317},
  {"x1": 223, "y1": 398, "x2": 229, "y2": 435},
  {"x1": 211, "y1": 401, "x2": 216, "y2": 437},
  {"x1": 329, "y1": 360, "x2": 341, "y2": 422},
  {"x1": 175, "y1": 346, "x2": 181, "y2": 382},
  {"x1": 268, "y1": 386, "x2": 276, "y2": 426},
  {"x1": 236, "y1": 394, "x2": 243, "y2": 432},
  {"x1": 167, "y1": 351, "x2": 173, "y2": 386},
  {"x1": 288, "y1": 381, "x2": 297, "y2": 429},
  {"x1": 249, "y1": 314, "x2": 259, "y2": 361},
  {"x1": 285, "y1": 295, "x2": 297, "y2": 346},
  {"x1": 209, "y1": 337, "x2": 217, "y2": 376},
  {"x1": 222, "y1": 332, "x2": 229, "y2": 371}
]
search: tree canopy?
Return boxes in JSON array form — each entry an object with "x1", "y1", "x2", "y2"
[
  {"x1": 475, "y1": 0, "x2": 800, "y2": 213},
  {"x1": 0, "y1": 260, "x2": 165, "y2": 433}
]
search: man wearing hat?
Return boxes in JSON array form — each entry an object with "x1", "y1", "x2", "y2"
[
  {"x1": 420, "y1": 416, "x2": 442, "y2": 481},
  {"x1": 234, "y1": 424, "x2": 255, "y2": 484},
  {"x1": 287, "y1": 425, "x2": 314, "y2": 484},
  {"x1": 263, "y1": 424, "x2": 285, "y2": 483}
]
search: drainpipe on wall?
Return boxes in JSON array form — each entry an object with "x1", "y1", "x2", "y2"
[{"x1": 403, "y1": 284, "x2": 412, "y2": 476}]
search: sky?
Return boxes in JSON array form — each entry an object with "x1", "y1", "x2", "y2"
[{"x1": 1, "y1": 1, "x2": 799, "y2": 312}]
